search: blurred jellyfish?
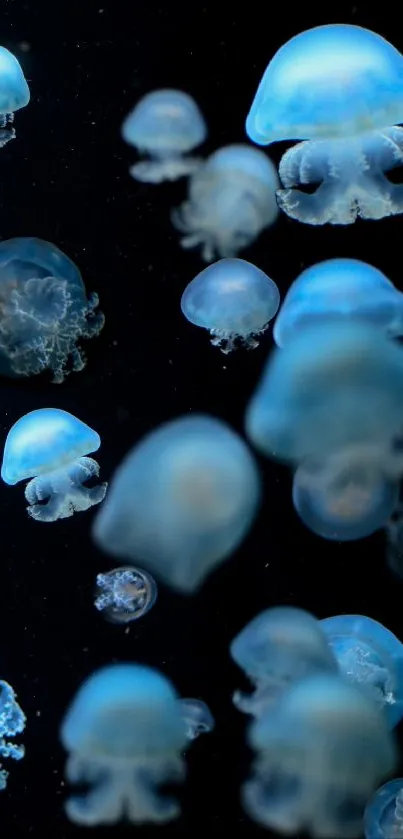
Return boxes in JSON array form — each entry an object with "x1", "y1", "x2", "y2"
[
  {"x1": 60, "y1": 663, "x2": 189, "y2": 826},
  {"x1": 365, "y1": 779, "x2": 403, "y2": 839},
  {"x1": 121, "y1": 89, "x2": 207, "y2": 183},
  {"x1": 320, "y1": 615, "x2": 403, "y2": 728},
  {"x1": 94, "y1": 566, "x2": 157, "y2": 624},
  {"x1": 1, "y1": 408, "x2": 107, "y2": 522},
  {"x1": 246, "y1": 24, "x2": 403, "y2": 225},
  {"x1": 181, "y1": 258, "x2": 280, "y2": 353},
  {"x1": 172, "y1": 144, "x2": 279, "y2": 260},
  {"x1": 230, "y1": 606, "x2": 337, "y2": 717},
  {"x1": 0, "y1": 46, "x2": 30, "y2": 148},
  {"x1": 386, "y1": 505, "x2": 403, "y2": 578},
  {"x1": 0, "y1": 680, "x2": 26, "y2": 791},
  {"x1": 93, "y1": 414, "x2": 261, "y2": 594},
  {"x1": 179, "y1": 698, "x2": 215, "y2": 740},
  {"x1": 243, "y1": 673, "x2": 397, "y2": 837},
  {"x1": 0, "y1": 238, "x2": 104, "y2": 383}
]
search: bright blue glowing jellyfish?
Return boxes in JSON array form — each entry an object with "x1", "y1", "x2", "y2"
[
  {"x1": 60, "y1": 663, "x2": 188, "y2": 826},
  {"x1": 172, "y1": 144, "x2": 279, "y2": 261},
  {"x1": 179, "y1": 698, "x2": 215, "y2": 740},
  {"x1": 0, "y1": 237, "x2": 104, "y2": 383},
  {"x1": 93, "y1": 414, "x2": 261, "y2": 594},
  {"x1": 94, "y1": 566, "x2": 157, "y2": 624},
  {"x1": 230, "y1": 606, "x2": 337, "y2": 717},
  {"x1": 0, "y1": 680, "x2": 26, "y2": 791},
  {"x1": 274, "y1": 259, "x2": 403, "y2": 348},
  {"x1": 320, "y1": 615, "x2": 403, "y2": 728},
  {"x1": 246, "y1": 24, "x2": 403, "y2": 225},
  {"x1": 1, "y1": 408, "x2": 107, "y2": 522},
  {"x1": 365, "y1": 779, "x2": 403, "y2": 839},
  {"x1": 181, "y1": 258, "x2": 280, "y2": 353},
  {"x1": 242, "y1": 673, "x2": 397, "y2": 837},
  {"x1": 121, "y1": 89, "x2": 207, "y2": 183},
  {"x1": 0, "y1": 46, "x2": 30, "y2": 148}
]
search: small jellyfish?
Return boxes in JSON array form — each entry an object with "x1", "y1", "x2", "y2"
[
  {"x1": 172, "y1": 144, "x2": 279, "y2": 261},
  {"x1": 181, "y1": 258, "x2": 280, "y2": 353},
  {"x1": 1, "y1": 408, "x2": 107, "y2": 522},
  {"x1": 365, "y1": 779, "x2": 403, "y2": 839},
  {"x1": 246, "y1": 25, "x2": 403, "y2": 225},
  {"x1": 0, "y1": 237, "x2": 104, "y2": 383},
  {"x1": 242, "y1": 673, "x2": 397, "y2": 837},
  {"x1": 320, "y1": 615, "x2": 403, "y2": 728},
  {"x1": 179, "y1": 698, "x2": 215, "y2": 740},
  {"x1": 0, "y1": 679, "x2": 26, "y2": 791},
  {"x1": 0, "y1": 46, "x2": 30, "y2": 148},
  {"x1": 94, "y1": 566, "x2": 157, "y2": 624},
  {"x1": 93, "y1": 414, "x2": 261, "y2": 594},
  {"x1": 121, "y1": 89, "x2": 207, "y2": 183}
]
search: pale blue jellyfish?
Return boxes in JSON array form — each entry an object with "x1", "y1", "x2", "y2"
[
  {"x1": 1, "y1": 408, "x2": 107, "y2": 522},
  {"x1": 242, "y1": 673, "x2": 397, "y2": 837},
  {"x1": 246, "y1": 24, "x2": 403, "y2": 225},
  {"x1": 94, "y1": 566, "x2": 157, "y2": 624},
  {"x1": 320, "y1": 615, "x2": 403, "y2": 728},
  {"x1": 0, "y1": 46, "x2": 30, "y2": 147},
  {"x1": 60, "y1": 663, "x2": 189, "y2": 826},
  {"x1": 230, "y1": 606, "x2": 337, "y2": 717},
  {"x1": 0, "y1": 237, "x2": 104, "y2": 383},
  {"x1": 365, "y1": 779, "x2": 403, "y2": 839},
  {"x1": 93, "y1": 414, "x2": 261, "y2": 594},
  {"x1": 179, "y1": 698, "x2": 215, "y2": 740},
  {"x1": 121, "y1": 89, "x2": 207, "y2": 183},
  {"x1": 172, "y1": 144, "x2": 279, "y2": 261},
  {"x1": 0, "y1": 680, "x2": 25, "y2": 791},
  {"x1": 181, "y1": 258, "x2": 280, "y2": 353}
]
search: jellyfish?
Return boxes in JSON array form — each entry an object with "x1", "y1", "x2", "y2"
[
  {"x1": 181, "y1": 258, "x2": 280, "y2": 353},
  {"x1": 320, "y1": 615, "x2": 403, "y2": 728},
  {"x1": 365, "y1": 779, "x2": 403, "y2": 839},
  {"x1": 93, "y1": 414, "x2": 261, "y2": 594},
  {"x1": 1, "y1": 408, "x2": 107, "y2": 522},
  {"x1": 242, "y1": 673, "x2": 397, "y2": 837},
  {"x1": 230, "y1": 606, "x2": 337, "y2": 717},
  {"x1": 0, "y1": 680, "x2": 26, "y2": 791},
  {"x1": 94, "y1": 566, "x2": 157, "y2": 624},
  {"x1": 246, "y1": 24, "x2": 403, "y2": 225},
  {"x1": 121, "y1": 89, "x2": 207, "y2": 183},
  {"x1": 179, "y1": 698, "x2": 215, "y2": 740},
  {"x1": 385, "y1": 505, "x2": 403, "y2": 577},
  {"x1": 0, "y1": 237, "x2": 104, "y2": 383},
  {"x1": 0, "y1": 46, "x2": 30, "y2": 147},
  {"x1": 60, "y1": 663, "x2": 189, "y2": 826},
  {"x1": 172, "y1": 144, "x2": 279, "y2": 261}
]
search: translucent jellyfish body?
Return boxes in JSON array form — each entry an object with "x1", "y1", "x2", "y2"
[
  {"x1": 320, "y1": 615, "x2": 403, "y2": 728},
  {"x1": 179, "y1": 698, "x2": 215, "y2": 740},
  {"x1": 365, "y1": 779, "x2": 403, "y2": 839},
  {"x1": 121, "y1": 89, "x2": 207, "y2": 183},
  {"x1": 60, "y1": 664, "x2": 189, "y2": 826},
  {"x1": 246, "y1": 24, "x2": 403, "y2": 225},
  {"x1": 0, "y1": 237, "x2": 104, "y2": 383},
  {"x1": 181, "y1": 258, "x2": 280, "y2": 353},
  {"x1": 172, "y1": 144, "x2": 279, "y2": 261},
  {"x1": 94, "y1": 566, "x2": 157, "y2": 624},
  {"x1": 1, "y1": 408, "x2": 107, "y2": 522},
  {"x1": 230, "y1": 606, "x2": 337, "y2": 717},
  {"x1": 0, "y1": 680, "x2": 26, "y2": 791},
  {"x1": 93, "y1": 414, "x2": 261, "y2": 594},
  {"x1": 243, "y1": 673, "x2": 397, "y2": 837},
  {"x1": 0, "y1": 46, "x2": 30, "y2": 148}
]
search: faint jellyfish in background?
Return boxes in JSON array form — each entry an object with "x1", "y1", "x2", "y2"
[
  {"x1": 0, "y1": 46, "x2": 30, "y2": 148},
  {"x1": 60, "y1": 663, "x2": 189, "y2": 826},
  {"x1": 1, "y1": 408, "x2": 107, "y2": 522},
  {"x1": 93, "y1": 414, "x2": 261, "y2": 594},
  {"x1": 179, "y1": 698, "x2": 215, "y2": 740},
  {"x1": 172, "y1": 144, "x2": 279, "y2": 261},
  {"x1": 365, "y1": 778, "x2": 403, "y2": 839},
  {"x1": 246, "y1": 24, "x2": 403, "y2": 225},
  {"x1": 181, "y1": 258, "x2": 280, "y2": 353},
  {"x1": 94, "y1": 566, "x2": 157, "y2": 624},
  {"x1": 121, "y1": 89, "x2": 207, "y2": 183},
  {"x1": 0, "y1": 679, "x2": 26, "y2": 791},
  {"x1": 0, "y1": 238, "x2": 104, "y2": 383},
  {"x1": 242, "y1": 673, "x2": 397, "y2": 837},
  {"x1": 386, "y1": 505, "x2": 403, "y2": 578}
]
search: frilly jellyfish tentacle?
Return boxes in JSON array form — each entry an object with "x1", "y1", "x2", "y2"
[
  {"x1": 0, "y1": 680, "x2": 26, "y2": 791},
  {"x1": 25, "y1": 456, "x2": 107, "y2": 522}
]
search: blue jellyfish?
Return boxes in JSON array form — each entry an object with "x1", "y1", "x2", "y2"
[
  {"x1": 0, "y1": 680, "x2": 25, "y2": 791},
  {"x1": 121, "y1": 89, "x2": 207, "y2": 183},
  {"x1": 230, "y1": 606, "x2": 337, "y2": 717},
  {"x1": 179, "y1": 698, "x2": 215, "y2": 740},
  {"x1": 320, "y1": 615, "x2": 403, "y2": 728},
  {"x1": 1, "y1": 408, "x2": 107, "y2": 522},
  {"x1": 172, "y1": 144, "x2": 279, "y2": 261},
  {"x1": 181, "y1": 258, "x2": 280, "y2": 353},
  {"x1": 93, "y1": 414, "x2": 261, "y2": 594},
  {"x1": 0, "y1": 46, "x2": 30, "y2": 147},
  {"x1": 60, "y1": 663, "x2": 189, "y2": 826},
  {"x1": 242, "y1": 673, "x2": 397, "y2": 837},
  {"x1": 94, "y1": 566, "x2": 157, "y2": 624},
  {"x1": 365, "y1": 779, "x2": 403, "y2": 839},
  {"x1": 0, "y1": 237, "x2": 104, "y2": 383},
  {"x1": 246, "y1": 24, "x2": 403, "y2": 225}
]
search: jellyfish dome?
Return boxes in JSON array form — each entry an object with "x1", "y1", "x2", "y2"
[
  {"x1": 0, "y1": 46, "x2": 30, "y2": 147},
  {"x1": 364, "y1": 778, "x2": 403, "y2": 839}
]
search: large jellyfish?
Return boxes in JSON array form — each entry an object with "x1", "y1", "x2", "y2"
[
  {"x1": 94, "y1": 566, "x2": 157, "y2": 624},
  {"x1": 0, "y1": 680, "x2": 26, "y2": 791},
  {"x1": 1, "y1": 408, "x2": 107, "y2": 522},
  {"x1": 121, "y1": 89, "x2": 207, "y2": 183},
  {"x1": 243, "y1": 673, "x2": 397, "y2": 837},
  {"x1": 93, "y1": 414, "x2": 261, "y2": 594},
  {"x1": 172, "y1": 144, "x2": 279, "y2": 260},
  {"x1": 0, "y1": 237, "x2": 104, "y2": 383},
  {"x1": 365, "y1": 778, "x2": 403, "y2": 839},
  {"x1": 246, "y1": 24, "x2": 403, "y2": 225},
  {"x1": 0, "y1": 46, "x2": 30, "y2": 147}
]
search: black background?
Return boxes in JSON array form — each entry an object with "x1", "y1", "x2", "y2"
[{"x1": 1, "y1": 1, "x2": 402, "y2": 836}]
